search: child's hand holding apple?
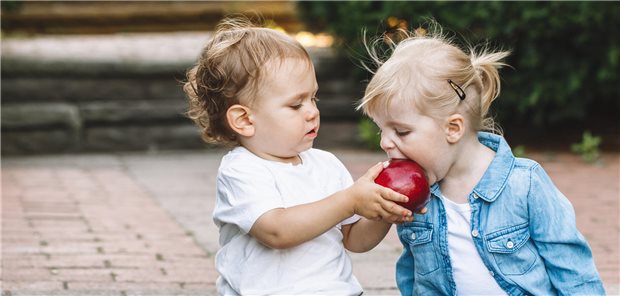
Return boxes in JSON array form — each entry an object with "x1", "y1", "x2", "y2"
[{"x1": 374, "y1": 159, "x2": 430, "y2": 214}]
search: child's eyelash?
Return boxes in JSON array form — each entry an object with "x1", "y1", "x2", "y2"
[{"x1": 291, "y1": 96, "x2": 319, "y2": 110}]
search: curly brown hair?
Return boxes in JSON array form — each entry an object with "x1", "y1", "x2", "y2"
[{"x1": 183, "y1": 16, "x2": 310, "y2": 146}]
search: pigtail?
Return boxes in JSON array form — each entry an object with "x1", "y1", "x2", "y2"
[{"x1": 470, "y1": 48, "x2": 510, "y2": 133}]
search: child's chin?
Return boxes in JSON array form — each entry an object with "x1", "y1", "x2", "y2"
[{"x1": 299, "y1": 142, "x2": 314, "y2": 152}]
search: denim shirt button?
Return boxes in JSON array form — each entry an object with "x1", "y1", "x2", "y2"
[
  {"x1": 473, "y1": 193, "x2": 479, "y2": 199},
  {"x1": 471, "y1": 229, "x2": 479, "y2": 237},
  {"x1": 506, "y1": 241, "x2": 514, "y2": 248},
  {"x1": 411, "y1": 233, "x2": 416, "y2": 240},
  {"x1": 489, "y1": 270, "x2": 495, "y2": 276}
]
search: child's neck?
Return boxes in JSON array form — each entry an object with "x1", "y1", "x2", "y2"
[
  {"x1": 241, "y1": 143, "x2": 303, "y2": 165},
  {"x1": 440, "y1": 136, "x2": 495, "y2": 204}
]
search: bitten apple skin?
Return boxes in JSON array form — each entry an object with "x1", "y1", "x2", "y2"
[{"x1": 374, "y1": 159, "x2": 431, "y2": 212}]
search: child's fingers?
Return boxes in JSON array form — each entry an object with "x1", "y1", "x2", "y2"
[
  {"x1": 381, "y1": 212, "x2": 414, "y2": 224},
  {"x1": 390, "y1": 215, "x2": 414, "y2": 224},
  {"x1": 366, "y1": 207, "x2": 391, "y2": 222},
  {"x1": 377, "y1": 188, "x2": 412, "y2": 216},
  {"x1": 361, "y1": 162, "x2": 385, "y2": 180},
  {"x1": 380, "y1": 199, "x2": 412, "y2": 217},
  {"x1": 380, "y1": 187, "x2": 409, "y2": 204},
  {"x1": 418, "y1": 207, "x2": 428, "y2": 214}
]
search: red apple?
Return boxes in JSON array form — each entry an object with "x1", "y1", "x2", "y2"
[{"x1": 374, "y1": 159, "x2": 431, "y2": 212}]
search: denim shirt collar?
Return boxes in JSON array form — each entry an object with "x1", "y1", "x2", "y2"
[{"x1": 431, "y1": 132, "x2": 515, "y2": 203}]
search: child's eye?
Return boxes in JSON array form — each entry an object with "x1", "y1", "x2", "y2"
[
  {"x1": 395, "y1": 130, "x2": 410, "y2": 137},
  {"x1": 290, "y1": 96, "x2": 318, "y2": 110}
]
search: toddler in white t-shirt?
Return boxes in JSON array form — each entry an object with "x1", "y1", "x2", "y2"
[{"x1": 183, "y1": 16, "x2": 414, "y2": 295}]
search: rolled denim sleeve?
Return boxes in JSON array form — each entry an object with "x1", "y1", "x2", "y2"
[
  {"x1": 527, "y1": 164, "x2": 605, "y2": 295},
  {"x1": 396, "y1": 228, "x2": 415, "y2": 296}
]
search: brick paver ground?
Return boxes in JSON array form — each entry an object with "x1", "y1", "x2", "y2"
[
  {"x1": 2, "y1": 154, "x2": 218, "y2": 296},
  {"x1": 2, "y1": 149, "x2": 619, "y2": 295}
]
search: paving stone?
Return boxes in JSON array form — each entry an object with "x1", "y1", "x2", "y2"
[{"x1": 2, "y1": 150, "x2": 618, "y2": 295}]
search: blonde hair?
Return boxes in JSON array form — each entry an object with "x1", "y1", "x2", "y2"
[
  {"x1": 358, "y1": 23, "x2": 510, "y2": 134},
  {"x1": 184, "y1": 16, "x2": 310, "y2": 146}
]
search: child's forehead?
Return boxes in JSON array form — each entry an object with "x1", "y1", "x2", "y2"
[
  {"x1": 247, "y1": 57, "x2": 316, "y2": 105},
  {"x1": 370, "y1": 97, "x2": 420, "y2": 122},
  {"x1": 259, "y1": 57, "x2": 315, "y2": 86},
  {"x1": 262, "y1": 56, "x2": 313, "y2": 72}
]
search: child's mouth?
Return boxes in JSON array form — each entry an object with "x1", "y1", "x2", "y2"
[{"x1": 306, "y1": 128, "x2": 318, "y2": 138}]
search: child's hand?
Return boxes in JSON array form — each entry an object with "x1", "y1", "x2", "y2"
[
  {"x1": 380, "y1": 205, "x2": 428, "y2": 224},
  {"x1": 347, "y1": 162, "x2": 414, "y2": 222}
]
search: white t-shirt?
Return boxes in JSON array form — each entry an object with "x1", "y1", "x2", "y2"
[
  {"x1": 440, "y1": 194, "x2": 507, "y2": 296},
  {"x1": 213, "y1": 147, "x2": 362, "y2": 295}
]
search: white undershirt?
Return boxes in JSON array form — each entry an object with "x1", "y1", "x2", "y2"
[{"x1": 440, "y1": 194, "x2": 507, "y2": 295}]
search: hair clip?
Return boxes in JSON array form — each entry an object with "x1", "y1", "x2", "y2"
[{"x1": 447, "y1": 79, "x2": 466, "y2": 100}]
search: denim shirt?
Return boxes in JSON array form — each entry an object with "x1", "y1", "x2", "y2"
[{"x1": 395, "y1": 132, "x2": 605, "y2": 296}]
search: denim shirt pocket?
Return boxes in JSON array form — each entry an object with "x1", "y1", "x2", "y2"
[
  {"x1": 485, "y1": 223, "x2": 537, "y2": 275},
  {"x1": 399, "y1": 222, "x2": 439, "y2": 275}
]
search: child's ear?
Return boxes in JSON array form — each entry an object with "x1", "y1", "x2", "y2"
[
  {"x1": 226, "y1": 104, "x2": 255, "y2": 137},
  {"x1": 445, "y1": 114, "x2": 465, "y2": 144}
]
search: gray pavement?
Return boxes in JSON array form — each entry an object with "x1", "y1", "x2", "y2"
[{"x1": 2, "y1": 149, "x2": 619, "y2": 295}]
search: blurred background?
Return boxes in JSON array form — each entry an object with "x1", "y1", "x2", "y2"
[{"x1": 2, "y1": 1, "x2": 618, "y2": 156}]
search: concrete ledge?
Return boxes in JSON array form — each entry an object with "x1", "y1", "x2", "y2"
[
  {"x1": 1, "y1": 33, "x2": 365, "y2": 155},
  {"x1": 80, "y1": 100, "x2": 186, "y2": 124},
  {"x1": 1, "y1": 2, "x2": 300, "y2": 35},
  {"x1": 1, "y1": 103, "x2": 81, "y2": 130},
  {"x1": 2, "y1": 130, "x2": 79, "y2": 154},
  {"x1": 84, "y1": 124, "x2": 206, "y2": 152},
  {"x1": 1, "y1": 77, "x2": 185, "y2": 102}
]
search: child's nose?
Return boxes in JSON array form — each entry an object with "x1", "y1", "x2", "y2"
[
  {"x1": 305, "y1": 105, "x2": 319, "y2": 120},
  {"x1": 380, "y1": 134, "x2": 395, "y2": 151}
]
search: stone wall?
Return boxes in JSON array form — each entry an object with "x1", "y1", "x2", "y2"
[
  {"x1": 1, "y1": 33, "x2": 365, "y2": 155},
  {"x1": 1, "y1": 1, "x2": 301, "y2": 35}
]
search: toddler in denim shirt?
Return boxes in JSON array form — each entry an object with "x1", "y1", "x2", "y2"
[{"x1": 357, "y1": 22, "x2": 605, "y2": 295}]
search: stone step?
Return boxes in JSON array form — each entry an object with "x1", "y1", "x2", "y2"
[
  {"x1": 1, "y1": 32, "x2": 365, "y2": 155},
  {"x1": 1, "y1": 2, "x2": 301, "y2": 35}
]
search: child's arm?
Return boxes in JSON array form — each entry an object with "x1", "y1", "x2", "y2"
[
  {"x1": 342, "y1": 163, "x2": 427, "y2": 252},
  {"x1": 341, "y1": 206, "x2": 427, "y2": 253},
  {"x1": 341, "y1": 219, "x2": 391, "y2": 253},
  {"x1": 527, "y1": 164, "x2": 605, "y2": 294},
  {"x1": 249, "y1": 162, "x2": 412, "y2": 249}
]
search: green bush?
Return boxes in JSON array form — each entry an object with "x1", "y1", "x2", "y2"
[
  {"x1": 512, "y1": 145, "x2": 527, "y2": 158},
  {"x1": 297, "y1": 2, "x2": 619, "y2": 130},
  {"x1": 358, "y1": 117, "x2": 382, "y2": 150},
  {"x1": 571, "y1": 131, "x2": 602, "y2": 163}
]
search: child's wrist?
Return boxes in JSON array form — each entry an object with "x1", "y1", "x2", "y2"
[{"x1": 340, "y1": 186, "x2": 357, "y2": 216}]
